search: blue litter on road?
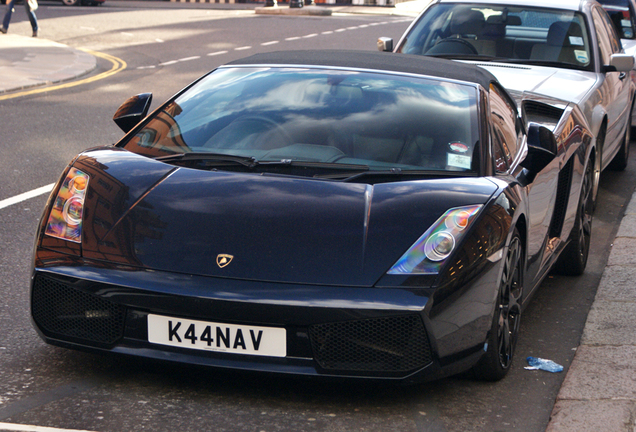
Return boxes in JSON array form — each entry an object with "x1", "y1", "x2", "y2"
[{"x1": 525, "y1": 357, "x2": 564, "y2": 373}]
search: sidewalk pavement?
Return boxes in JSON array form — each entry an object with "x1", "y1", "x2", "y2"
[
  {"x1": 546, "y1": 198, "x2": 636, "y2": 432},
  {"x1": 0, "y1": 34, "x2": 95, "y2": 95},
  {"x1": 0, "y1": 2, "x2": 635, "y2": 430}
]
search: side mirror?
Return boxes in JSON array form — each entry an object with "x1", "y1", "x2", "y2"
[
  {"x1": 521, "y1": 122, "x2": 557, "y2": 173},
  {"x1": 377, "y1": 37, "x2": 393, "y2": 52},
  {"x1": 113, "y1": 93, "x2": 153, "y2": 133},
  {"x1": 604, "y1": 53, "x2": 634, "y2": 73}
]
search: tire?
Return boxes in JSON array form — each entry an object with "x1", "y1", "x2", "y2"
[
  {"x1": 554, "y1": 159, "x2": 594, "y2": 276},
  {"x1": 472, "y1": 229, "x2": 523, "y2": 381},
  {"x1": 608, "y1": 112, "x2": 632, "y2": 171},
  {"x1": 62, "y1": 0, "x2": 80, "y2": 5}
]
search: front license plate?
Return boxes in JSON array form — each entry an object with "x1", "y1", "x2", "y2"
[{"x1": 147, "y1": 314, "x2": 286, "y2": 358}]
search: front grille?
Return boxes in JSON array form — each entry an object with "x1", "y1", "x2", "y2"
[
  {"x1": 32, "y1": 274, "x2": 126, "y2": 345},
  {"x1": 309, "y1": 315, "x2": 433, "y2": 373}
]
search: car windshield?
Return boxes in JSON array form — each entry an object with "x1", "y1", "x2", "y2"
[
  {"x1": 598, "y1": 0, "x2": 635, "y2": 39},
  {"x1": 398, "y1": 4, "x2": 594, "y2": 71},
  {"x1": 121, "y1": 67, "x2": 480, "y2": 175}
]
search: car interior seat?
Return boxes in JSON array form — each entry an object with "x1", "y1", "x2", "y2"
[
  {"x1": 530, "y1": 21, "x2": 586, "y2": 65},
  {"x1": 448, "y1": 9, "x2": 496, "y2": 56}
]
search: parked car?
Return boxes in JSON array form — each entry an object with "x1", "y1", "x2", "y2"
[
  {"x1": 599, "y1": 0, "x2": 636, "y2": 53},
  {"x1": 60, "y1": 0, "x2": 104, "y2": 5},
  {"x1": 0, "y1": 0, "x2": 106, "y2": 5},
  {"x1": 31, "y1": 50, "x2": 594, "y2": 383},
  {"x1": 379, "y1": 0, "x2": 635, "y2": 178},
  {"x1": 0, "y1": 0, "x2": 105, "y2": 4},
  {"x1": 598, "y1": 0, "x2": 636, "y2": 127}
]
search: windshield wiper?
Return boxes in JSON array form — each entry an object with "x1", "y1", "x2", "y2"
[
  {"x1": 156, "y1": 152, "x2": 370, "y2": 171},
  {"x1": 156, "y1": 152, "x2": 259, "y2": 168},
  {"x1": 316, "y1": 168, "x2": 467, "y2": 182}
]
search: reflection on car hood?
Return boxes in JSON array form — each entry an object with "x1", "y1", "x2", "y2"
[
  {"x1": 476, "y1": 63, "x2": 598, "y2": 104},
  {"x1": 75, "y1": 148, "x2": 498, "y2": 287}
]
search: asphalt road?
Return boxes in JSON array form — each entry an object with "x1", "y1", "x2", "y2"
[{"x1": 1, "y1": 3, "x2": 635, "y2": 431}]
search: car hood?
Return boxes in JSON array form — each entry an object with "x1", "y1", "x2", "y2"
[
  {"x1": 75, "y1": 148, "x2": 498, "y2": 287},
  {"x1": 476, "y1": 63, "x2": 598, "y2": 104}
]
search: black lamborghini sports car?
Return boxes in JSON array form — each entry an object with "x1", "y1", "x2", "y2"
[{"x1": 31, "y1": 50, "x2": 594, "y2": 383}]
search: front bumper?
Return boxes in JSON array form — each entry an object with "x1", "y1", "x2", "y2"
[{"x1": 30, "y1": 264, "x2": 485, "y2": 383}]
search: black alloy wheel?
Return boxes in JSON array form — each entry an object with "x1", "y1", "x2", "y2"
[
  {"x1": 472, "y1": 229, "x2": 523, "y2": 381},
  {"x1": 554, "y1": 159, "x2": 594, "y2": 276}
]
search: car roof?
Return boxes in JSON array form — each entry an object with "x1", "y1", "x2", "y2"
[
  {"x1": 225, "y1": 50, "x2": 499, "y2": 91},
  {"x1": 437, "y1": 0, "x2": 584, "y2": 12}
]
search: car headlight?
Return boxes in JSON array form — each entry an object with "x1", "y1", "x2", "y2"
[
  {"x1": 387, "y1": 204, "x2": 482, "y2": 275},
  {"x1": 44, "y1": 167, "x2": 90, "y2": 243}
]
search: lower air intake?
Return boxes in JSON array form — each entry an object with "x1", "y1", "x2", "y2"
[
  {"x1": 32, "y1": 274, "x2": 126, "y2": 345},
  {"x1": 309, "y1": 315, "x2": 433, "y2": 374}
]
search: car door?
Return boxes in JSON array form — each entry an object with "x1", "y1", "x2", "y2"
[
  {"x1": 490, "y1": 84, "x2": 559, "y2": 287},
  {"x1": 592, "y1": 4, "x2": 631, "y2": 162}
]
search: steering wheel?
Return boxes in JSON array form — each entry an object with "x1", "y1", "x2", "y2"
[
  {"x1": 206, "y1": 115, "x2": 293, "y2": 150},
  {"x1": 426, "y1": 38, "x2": 478, "y2": 55},
  {"x1": 240, "y1": 115, "x2": 293, "y2": 149}
]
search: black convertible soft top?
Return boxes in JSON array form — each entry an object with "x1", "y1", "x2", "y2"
[{"x1": 225, "y1": 50, "x2": 498, "y2": 90}]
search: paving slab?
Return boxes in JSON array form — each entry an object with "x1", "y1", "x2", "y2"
[
  {"x1": 556, "y1": 345, "x2": 636, "y2": 400},
  {"x1": 547, "y1": 400, "x2": 636, "y2": 432},
  {"x1": 594, "y1": 264, "x2": 636, "y2": 301},
  {"x1": 582, "y1": 301, "x2": 636, "y2": 345},
  {"x1": 606, "y1": 236, "x2": 636, "y2": 266}
]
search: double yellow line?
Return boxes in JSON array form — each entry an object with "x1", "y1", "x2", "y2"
[{"x1": 0, "y1": 49, "x2": 126, "y2": 101}]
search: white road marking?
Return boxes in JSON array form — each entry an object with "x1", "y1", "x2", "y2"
[
  {"x1": 116, "y1": 18, "x2": 408, "y2": 70},
  {"x1": 178, "y1": 56, "x2": 201, "y2": 62},
  {"x1": 207, "y1": 50, "x2": 229, "y2": 56},
  {"x1": 0, "y1": 422, "x2": 98, "y2": 432},
  {"x1": 0, "y1": 184, "x2": 54, "y2": 210}
]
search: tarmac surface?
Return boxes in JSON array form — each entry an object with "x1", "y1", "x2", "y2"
[{"x1": 0, "y1": 1, "x2": 635, "y2": 431}]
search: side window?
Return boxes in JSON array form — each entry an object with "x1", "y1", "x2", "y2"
[
  {"x1": 593, "y1": 7, "x2": 621, "y2": 65},
  {"x1": 492, "y1": 129, "x2": 510, "y2": 173},
  {"x1": 600, "y1": 6, "x2": 623, "y2": 51},
  {"x1": 602, "y1": 0, "x2": 636, "y2": 39},
  {"x1": 489, "y1": 84, "x2": 518, "y2": 173}
]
